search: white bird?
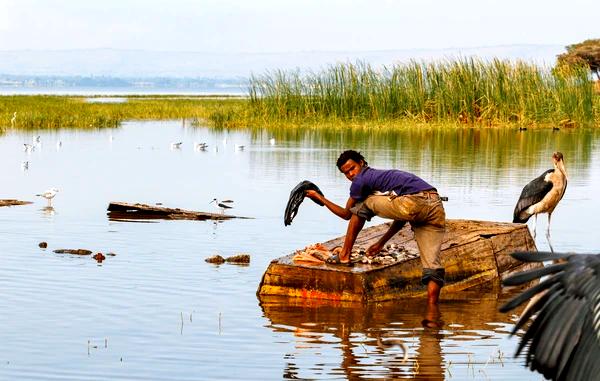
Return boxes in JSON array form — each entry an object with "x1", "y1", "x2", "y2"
[
  {"x1": 109, "y1": 133, "x2": 114, "y2": 142},
  {"x1": 36, "y1": 188, "x2": 59, "y2": 207},
  {"x1": 234, "y1": 144, "x2": 245, "y2": 151},
  {"x1": 269, "y1": 137, "x2": 276, "y2": 145},
  {"x1": 170, "y1": 142, "x2": 183, "y2": 150},
  {"x1": 56, "y1": 140, "x2": 62, "y2": 150},
  {"x1": 21, "y1": 161, "x2": 29, "y2": 171},
  {"x1": 23, "y1": 143, "x2": 35, "y2": 153},
  {"x1": 210, "y1": 198, "x2": 234, "y2": 214},
  {"x1": 10, "y1": 112, "x2": 16, "y2": 127},
  {"x1": 33, "y1": 135, "x2": 41, "y2": 144}
]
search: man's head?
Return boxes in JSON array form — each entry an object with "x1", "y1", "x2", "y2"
[{"x1": 336, "y1": 150, "x2": 368, "y2": 181}]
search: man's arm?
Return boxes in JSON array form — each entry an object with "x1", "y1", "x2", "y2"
[
  {"x1": 305, "y1": 190, "x2": 356, "y2": 220},
  {"x1": 366, "y1": 220, "x2": 406, "y2": 257}
]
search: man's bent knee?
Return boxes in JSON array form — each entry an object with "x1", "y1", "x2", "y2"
[{"x1": 422, "y1": 268, "x2": 445, "y2": 287}]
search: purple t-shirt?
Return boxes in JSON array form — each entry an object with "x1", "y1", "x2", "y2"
[{"x1": 350, "y1": 167, "x2": 434, "y2": 201}]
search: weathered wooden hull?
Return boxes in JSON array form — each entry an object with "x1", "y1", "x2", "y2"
[{"x1": 257, "y1": 219, "x2": 539, "y2": 303}]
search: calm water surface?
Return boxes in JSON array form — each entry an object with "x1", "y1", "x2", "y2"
[{"x1": 1, "y1": 121, "x2": 599, "y2": 380}]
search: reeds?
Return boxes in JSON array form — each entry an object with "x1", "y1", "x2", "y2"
[
  {"x1": 0, "y1": 95, "x2": 248, "y2": 130},
  {"x1": 249, "y1": 58, "x2": 598, "y2": 127}
]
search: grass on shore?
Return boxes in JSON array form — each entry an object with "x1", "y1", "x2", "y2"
[
  {"x1": 249, "y1": 58, "x2": 599, "y2": 128},
  {"x1": 1, "y1": 58, "x2": 599, "y2": 132},
  {"x1": 0, "y1": 95, "x2": 249, "y2": 131}
]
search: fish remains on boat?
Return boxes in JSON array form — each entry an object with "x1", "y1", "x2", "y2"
[{"x1": 284, "y1": 180, "x2": 324, "y2": 226}]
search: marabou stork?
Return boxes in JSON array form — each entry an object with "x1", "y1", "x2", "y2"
[
  {"x1": 513, "y1": 152, "x2": 568, "y2": 251},
  {"x1": 500, "y1": 251, "x2": 600, "y2": 381}
]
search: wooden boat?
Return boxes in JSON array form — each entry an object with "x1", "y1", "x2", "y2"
[
  {"x1": 257, "y1": 219, "x2": 540, "y2": 303},
  {"x1": 106, "y1": 201, "x2": 251, "y2": 221}
]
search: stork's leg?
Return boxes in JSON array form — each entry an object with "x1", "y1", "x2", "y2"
[
  {"x1": 532, "y1": 214, "x2": 537, "y2": 239},
  {"x1": 546, "y1": 213, "x2": 554, "y2": 253}
]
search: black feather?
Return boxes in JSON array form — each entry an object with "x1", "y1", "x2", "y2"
[
  {"x1": 510, "y1": 251, "x2": 569, "y2": 263},
  {"x1": 283, "y1": 180, "x2": 324, "y2": 226},
  {"x1": 500, "y1": 251, "x2": 600, "y2": 381},
  {"x1": 503, "y1": 262, "x2": 566, "y2": 286},
  {"x1": 500, "y1": 276, "x2": 559, "y2": 312},
  {"x1": 513, "y1": 169, "x2": 554, "y2": 223}
]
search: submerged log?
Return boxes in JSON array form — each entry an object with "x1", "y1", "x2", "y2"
[
  {"x1": 0, "y1": 199, "x2": 32, "y2": 207},
  {"x1": 257, "y1": 219, "x2": 540, "y2": 303},
  {"x1": 106, "y1": 201, "x2": 250, "y2": 221}
]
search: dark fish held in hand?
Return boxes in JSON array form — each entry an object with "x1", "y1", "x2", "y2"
[{"x1": 284, "y1": 180, "x2": 324, "y2": 226}]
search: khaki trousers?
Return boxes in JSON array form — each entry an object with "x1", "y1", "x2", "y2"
[{"x1": 364, "y1": 191, "x2": 446, "y2": 282}]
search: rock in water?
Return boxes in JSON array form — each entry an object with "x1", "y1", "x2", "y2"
[
  {"x1": 225, "y1": 254, "x2": 250, "y2": 264},
  {"x1": 93, "y1": 253, "x2": 106, "y2": 263},
  {"x1": 284, "y1": 180, "x2": 324, "y2": 226},
  {"x1": 205, "y1": 255, "x2": 225, "y2": 264}
]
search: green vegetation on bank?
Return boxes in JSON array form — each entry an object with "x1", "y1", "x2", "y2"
[
  {"x1": 1, "y1": 58, "x2": 599, "y2": 132},
  {"x1": 0, "y1": 95, "x2": 248, "y2": 131},
  {"x1": 249, "y1": 58, "x2": 599, "y2": 128}
]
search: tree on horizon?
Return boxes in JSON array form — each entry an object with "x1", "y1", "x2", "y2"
[{"x1": 557, "y1": 39, "x2": 600, "y2": 80}]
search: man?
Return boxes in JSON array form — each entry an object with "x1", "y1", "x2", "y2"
[{"x1": 305, "y1": 150, "x2": 446, "y2": 305}]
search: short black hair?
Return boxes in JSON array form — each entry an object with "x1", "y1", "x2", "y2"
[{"x1": 336, "y1": 150, "x2": 368, "y2": 170}]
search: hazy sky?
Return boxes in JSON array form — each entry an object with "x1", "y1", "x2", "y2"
[{"x1": 0, "y1": 0, "x2": 597, "y2": 53}]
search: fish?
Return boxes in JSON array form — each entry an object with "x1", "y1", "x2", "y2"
[{"x1": 284, "y1": 180, "x2": 324, "y2": 226}]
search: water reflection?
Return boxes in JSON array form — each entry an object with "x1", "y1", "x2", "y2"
[
  {"x1": 247, "y1": 126, "x2": 598, "y2": 187},
  {"x1": 260, "y1": 292, "x2": 534, "y2": 380},
  {"x1": 2, "y1": 121, "x2": 594, "y2": 380},
  {"x1": 40, "y1": 206, "x2": 56, "y2": 218}
]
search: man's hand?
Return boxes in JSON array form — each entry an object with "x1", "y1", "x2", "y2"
[
  {"x1": 366, "y1": 241, "x2": 384, "y2": 257},
  {"x1": 305, "y1": 189, "x2": 324, "y2": 204}
]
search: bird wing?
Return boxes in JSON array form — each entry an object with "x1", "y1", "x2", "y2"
[
  {"x1": 284, "y1": 180, "x2": 324, "y2": 226},
  {"x1": 500, "y1": 252, "x2": 600, "y2": 381},
  {"x1": 513, "y1": 169, "x2": 554, "y2": 223}
]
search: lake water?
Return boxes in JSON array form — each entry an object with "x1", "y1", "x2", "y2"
[{"x1": 1, "y1": 121, "x2": 599, "y2": 380}]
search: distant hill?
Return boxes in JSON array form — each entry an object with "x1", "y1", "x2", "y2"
[{"x1": 0, "y1": 45, "x2": 565, "y2": 78}]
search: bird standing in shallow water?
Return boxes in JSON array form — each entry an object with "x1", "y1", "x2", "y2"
[
  {"x1": 513, "y1": 152, "x2": 568, "y2": 251},
  {"x1": 210, "y1": 198, "x2": 233, "y2": 214},
  {"x1": 36, "y1": 188, "x2": 59, "y2": 207}
]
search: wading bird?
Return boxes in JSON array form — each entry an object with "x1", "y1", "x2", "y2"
[
  {"x1": 170, "y1": 142, "x2": 183, "y2": 150},
  {"x1": 500, "y1": 251, "x2": 600, "y2": 381},
  {"x1": 194, "y1": 142, "x2": 208, "y2": 151},
  {"x1": 36, "y1": 188, "x2": 59, "y2": 207},
  {"x1": 210, "y1": 198, "x2": 233, "y2": 214},
  {"x1": 513, "y1": 152, "x2": 568, "y2": 251},
  {"x1": 10, "y1": 112, "x2": 16, "y2": 127},
  {"x1": 23, "y1": 143, "x2": 34, "y2": 153}
]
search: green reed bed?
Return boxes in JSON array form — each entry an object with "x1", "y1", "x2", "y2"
[
  {"x1": 0, "y1": 95, "x2": 248, "y2": 131},
  {"x1": 249, "y1": 59, "x2": 599, "y2": 127}
]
